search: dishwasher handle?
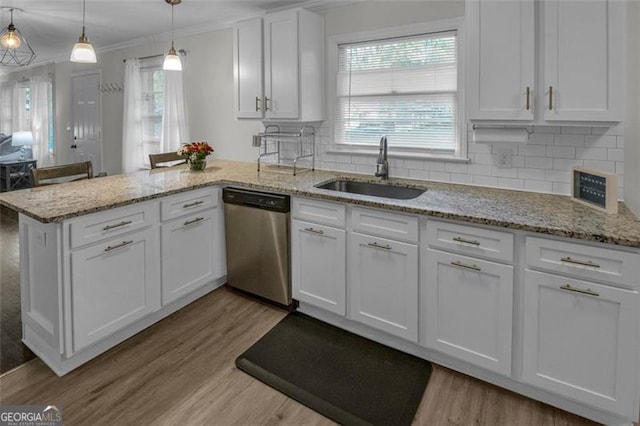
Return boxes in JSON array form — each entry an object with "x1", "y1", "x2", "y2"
[{"x1": 223, "y1": 187, "x2": 290, "y2": 213}]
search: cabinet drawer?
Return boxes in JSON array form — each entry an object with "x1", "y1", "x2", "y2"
[
  {"x1": 161, "y1": 188, "x2": 220, "y2": 222},
  {"x1": 292, "y1": 197, "x2": 346, "y2": 228},
  {"x1": 68, "y1": 202, "x2": 156, "y2": 249},
  {"x1": 426, "y1": 220, "x2": 514, "y2": 263},
  {"x1": 526, "y1": 237, "x2": 640, "y2": 289},
  {"x1": 351, "y1": 207, "x2": 418, "y2": 243}
]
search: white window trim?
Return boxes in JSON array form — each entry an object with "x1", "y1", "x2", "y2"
[{"x1": 325, "y1": 18, "x2": 467, "y2": 162}]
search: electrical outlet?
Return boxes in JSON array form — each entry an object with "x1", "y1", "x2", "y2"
[{"x1": 493, "y1": 148, "x2": 513, "y2": 168}]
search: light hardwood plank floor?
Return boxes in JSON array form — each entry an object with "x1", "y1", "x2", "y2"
[{"x1": 0, "y1": 287, "x2": 598, "y2": 425}]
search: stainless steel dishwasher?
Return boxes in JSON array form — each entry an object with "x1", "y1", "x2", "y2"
[{"x1": 223, "y1": 187, "x2": 291, "y2": 305}]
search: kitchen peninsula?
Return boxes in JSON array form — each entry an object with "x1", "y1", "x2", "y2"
[{"x1": 1, "y1": 159, "x2": 639, "y2": 426}]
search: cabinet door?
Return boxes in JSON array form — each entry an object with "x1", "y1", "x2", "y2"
[
  {"x1": 234, "y1": 18, "x2": 264, "y2": 118},
  {"x1": 161, "y1": 208, "x2": 224, "y2": 305},
  {"x1": 349, "y1": 232, "x2": 418, "y2": 341},
  {"x1": 423, "y1": 249, "x2": 513, "y2": 375},
  {"x1": 523, "y1": 270, "x2": 638, "y2": 417},
  {"x1": 467, "y1": 0, "x2": 535, "y2": 120},
  {"x1": 543, "y1": 0, "x2": 623, "y2": 121},
  {"x1": 292, "y1": 220, "x2": 346, "y2": 315},
  {"x1": 71, "y1": 227, "x2": 160, "y2": 352},
  {"x1": 264, "y1": 10, "x2": 299, "y2": 119}
]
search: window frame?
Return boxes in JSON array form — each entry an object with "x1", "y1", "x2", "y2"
[
  {"x1": 326, "y1": 18, "x2": 467, "y2": 161},
  {"x1": 139, "y1": 57, "x2": 164, "y2": 166}
]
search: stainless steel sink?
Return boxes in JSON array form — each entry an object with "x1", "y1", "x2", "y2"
[{"x1": 315, "y1": 179, "x2": 426, "y2": 200}]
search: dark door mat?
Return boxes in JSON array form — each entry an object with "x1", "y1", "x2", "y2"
[{"x1": 235, "y1": 312, "x2": 432, "y2": 426}]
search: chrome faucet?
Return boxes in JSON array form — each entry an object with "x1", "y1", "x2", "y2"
[{"x1": 375, "y1": 136, "x2": 389, "y2": 180}]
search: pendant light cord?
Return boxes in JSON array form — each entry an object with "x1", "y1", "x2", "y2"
[
  {"x1": 82, "y1": 0, "x2": 86, "y2": 34},
  {"x1": 171, "y1": 3, "x2": 175, "y2": 49}
]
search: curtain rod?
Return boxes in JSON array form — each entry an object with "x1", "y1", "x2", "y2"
[{"x1": 123, "y1": 49, "x2": 187, "y2": 63}]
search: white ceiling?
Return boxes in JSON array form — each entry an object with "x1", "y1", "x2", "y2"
[{"x1": 0, "y1": 0, "x2": 335, "y2": 69}]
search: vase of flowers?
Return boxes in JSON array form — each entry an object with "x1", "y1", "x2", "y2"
[{"x1": 177, "y1": 141, "x2": 214, "y2": 172}]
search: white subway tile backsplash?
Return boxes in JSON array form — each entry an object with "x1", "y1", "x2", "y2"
[
  {"x1": 585, "y1": 134, "x2": 617, "y2": 148},
  {"x1": 524, "y1": 180, "x2": 553, "y2": 193},
  {"x1": 546, "y1": 146, "x2": 576, "y2": 159},
  {"x1": 554, "y1": 134, "x2": 585, "y2": 147},
  {"x1": 310, "y1": 121, "x2": 623, "y2": 198},
  {"x1": 576, "y1": 147, "x2": 607, "y2": 161},
  {"x1": 583, "y1": 160, "x2": 615, "y2": 173},
  {"x1": 607, "y1": 148, "x2": 624, "y2": 162},
  {"x1": 553, "y1": 158, "x2": 583, "y2": 170}
]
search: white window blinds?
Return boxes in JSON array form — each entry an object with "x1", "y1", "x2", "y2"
[{"x1": 336, "y1": 31, "x2": 458, "y2": 152}]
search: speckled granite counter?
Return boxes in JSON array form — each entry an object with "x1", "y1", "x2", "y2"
[{"x1": 1, "y1": 159, "x2": 639, "y2": 247}]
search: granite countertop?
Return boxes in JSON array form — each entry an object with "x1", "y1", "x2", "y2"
[{"x1": 1, "y1": 159, "x2": 639, "y2": 248}]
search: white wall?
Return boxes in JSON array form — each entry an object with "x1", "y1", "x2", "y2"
[{"x1": 624, "y1": 1, "x2": 640, "y2": 215}]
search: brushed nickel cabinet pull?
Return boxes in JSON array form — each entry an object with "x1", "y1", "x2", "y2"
[
  {"x1": 104, "y1": 240, "x2": 134, "y2": 252},
  {"x1": 304, "y1": 227, "x2": 324, "y2": 235},
  {"x1": 183, "y1": 200, "x2": 204, "y2": 209},
  {"x1": 264, "y1": 97, "x2": 271, "y2": 111},
  {"x1": 560, "y1": 284, "x2": 600, "y2": 297},
  {"x1": 368, "y1": 242, "x2": 392, "y2": 250},
  {"x1": 560, "y1": 256, "x2": 600, "y2": 268},
  {"x1": 184, "y1": 217, "x2": 205, "y2": 226},
  {"x1": 255, "y1": 96, "x2": 261, "y2": 112},
  {"x1": 450, "y1": 260, "x2": 482, "y2": 272},
  {"x1": 526, "y1": 86, "x2": 530, "y2": 110},
  {"x1": 452, "y1": 236, "x2": 480, "y2": 246},
  {"x1": 548, "y1": 86, "x2": 553, "y2": 110},
  {"x1": 103, "y1": 220, "x2": 132, "y2": 231}
]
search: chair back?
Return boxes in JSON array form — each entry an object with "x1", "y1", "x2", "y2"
[
  {"x1": 149, "y1": 152, "x2": 185, "y2": 169},
  {"x1": 32, "y1": 161, "x2": 93, "y2": 187}
]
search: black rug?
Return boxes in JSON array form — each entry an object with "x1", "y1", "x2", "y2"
[{"x1": 236, "y1": 312, "x2": 432, "y2": 426}]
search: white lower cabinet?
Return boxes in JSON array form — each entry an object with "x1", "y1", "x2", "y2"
[
  {"x1": 292, "y1": 219, "x2": 346, "y2": 315},
  {"x1": 349, "y1": 232, "x2": 418, "y2": 341},
  {"x1": 522, "y1": 270, "x2": 638, "y2": 417},
  {"x1": 71, "y1": 227, "x2": 160, "y2": 352},
  {"x1": 424, "y1": 249, "x2": 513, "y2": 375},
  {"x1": 161, "y1": 208, "x2": 224, "y2": 305}
]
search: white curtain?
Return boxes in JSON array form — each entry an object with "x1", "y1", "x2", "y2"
[
  {"x1": 30, "y1": 74, "x2": 53, "y2": 167},
  {"x1": 161, "y1": 68, "x2": 189, "y2": 153},
  {"x1": 0, "y1": 81, "x2": 13, "y2": 134},
  {"x1": 12, "y1": 81, "x2": 26, "y2": 132},
  {"x1": 122, "y1": 59, "x2": 144, "y2": 173}
]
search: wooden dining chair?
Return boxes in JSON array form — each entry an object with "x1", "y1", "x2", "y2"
[
  {"x1": 32, "y1": 161, "x2": 93, "y2": 187},
  {"x1": 149, "y1": 152, "x2": 185, "y2": 169}
]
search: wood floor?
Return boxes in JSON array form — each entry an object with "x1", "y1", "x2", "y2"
[
  {"x1": 0, "y1": 205, "x2": 35, "y2": 374},
  {"x1": 0, "y1": 285, "x2": 597, "y2": 426}
]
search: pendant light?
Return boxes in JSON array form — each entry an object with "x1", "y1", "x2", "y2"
[
  {"x1": 0, "y1": 8, "x2": 36, "y2": 66},
  {"x1": 163, "y1": 0, "x2": 182, "y2": 71},
  {"x1": 70, "y1": 0, "x2": 97, "y2": 63}
]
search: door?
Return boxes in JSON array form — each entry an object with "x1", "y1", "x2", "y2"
[
  {"x1": 264, "y1": 10, "x2": 299, "y2": 119},
  {"x1": 543, "y1": 0, "x2": 623, "y2": 121},
  {"x1": 70, "y1": 227, "x2": 160, "y2": 352},
  {"x1": 292, "y1": 219, "x2": 346, "y2": 315},
  {"x1": 467, "y1": 0, "x2": 535, "y2": 120},
  {"x1": 234, "y1": 18, "x2": 264, "y2": 118},
  {"x1": 423, "y1": 249, "x2": 513, "y2": 375},
  {"x1": 161, "y1": 208, "x2": 222, "y2": 305},
  {"x1": 349, "y1": 232, "x2": 418, "y2": 341},
  {"x1": 522, "y1": 270, "x2": 637, "y2": 417},
  {"x1": 71, "y1": 72, "x2": 102, "y2": 171}
]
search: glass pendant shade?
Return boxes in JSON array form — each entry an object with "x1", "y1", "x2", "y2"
[
  {"x1": 70, "y1": 29, "x2": 97, "y2": 63},
  {"x1": 0, "y1": 25, "x2": 21, "y2": 49},
  {"x1": 0, "y1": 10, "x2": 36, "y2": 66},
  {"x1": 70, "y1": 0, "x2": 97, "y2": 64},
  {"x1": 163, "y1": 45, "x2": 182, "y2": 71}
]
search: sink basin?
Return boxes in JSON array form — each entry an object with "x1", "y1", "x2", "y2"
[{"x1": 315, "y1": 179, "x2": 426, "y2": 200}]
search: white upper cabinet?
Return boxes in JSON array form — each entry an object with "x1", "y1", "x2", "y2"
[
  {"x1": 234, "y1": 9, "x2": 324, "y2": 121},
  {"x1": 542, "y1": 0, "x2": 624, "y2": 122},
  {"x1": 467, "y1": 0, "x2": 535, "y2": 120},
  {"x1": 234, "y1": 18, "x2": 264, "y2": 119},
  {"x1": 467, "y1": 0, "x2": 624, "y2": 123}
]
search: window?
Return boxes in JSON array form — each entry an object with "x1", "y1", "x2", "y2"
[
  {"x1": 335, "y1": 29, "x2": 459, "y2": 155},
  {"x1": 140, "y1": 59, "x2": 164, "y2": 164}
]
